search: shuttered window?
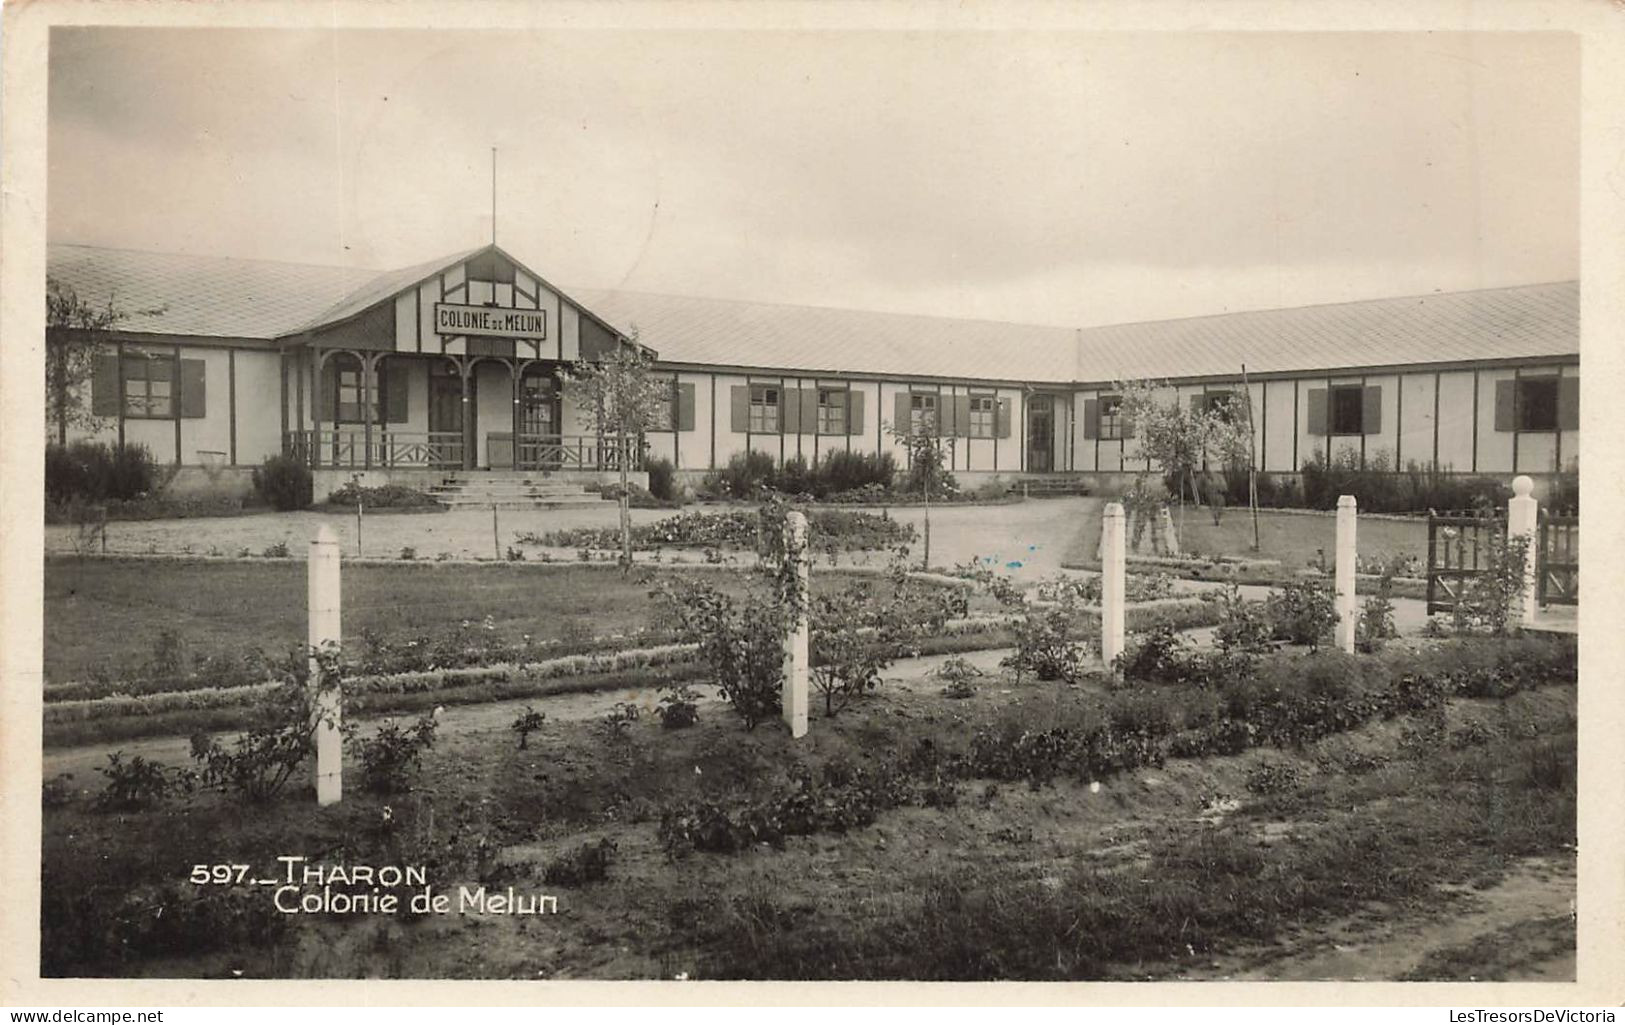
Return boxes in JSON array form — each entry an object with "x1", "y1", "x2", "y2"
[
  {"x1": 121, "y1": 356, "x2": 173, "y2": 418},
  {"x1": 1098, "y1": 394, "x2": 1125, "y2": 440},
  {"x1": 968, "y1": 395, "x2": 997, "y2": 438},
  {"x1": 909, "y1": 392, "x2": 938, "y2": 434},
  {"x1": 816, "y1": 388, "x2": 848, "y2": 435},
  {"x1": 749, "y1": 384, "x2": 780, "y2": 433},
  {"x1": 1517, "y1": 378, "x2": 1559, "y2": 431},
  {"x1": 334, "y1": 357, "x2": 383, "y2": 425},
  {"x1": 648, "y1": 377, "x2": 677, "y2": 431},
  {"x1": 1330, "y1": 385, "x2": 1364, "y2": 435}
]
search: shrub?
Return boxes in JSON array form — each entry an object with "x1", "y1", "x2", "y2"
[
  {"x1": 706, "y1": 450, "x2": 778, "y2": 499},
  {"x1": 935, "y1": 656, "x2": 984, "y2": 699},
  {"x1": 645, "y1": 456, "x2": 679, "y2": 502},
  {"x1": 42, "y1": 773, "x2": 75, "y2": 809},
  {"x1": 251, "y1": 453, "x2": 313, "y2": 511},
  {"x1": 1113, "y1": 623, "x2": 1191, "y2": 683},
  {"x1": 45, "y1": 440, "x2": 159, "y2": 504},
  {"x1": 543, "y1": 838, "x2": 617, "y2": 886},
  {"x1": 325, "y1": 481, "x2": 441, "y2": 509},
  {"x1": 1212, "y1": 584, "x2": 1274, "y2": 654},
  {"x1": 1267, "y1": 580, "x2": 1337, "y2": 648},
  {"x1": 261, "y1": 541, "x2": 290, "y2": 558},
  {"x1": 1453, "y1": 530, "x2": 1532, "y2": 636},
  {"x1": 189, "y1": 646, "x2": 339, "y2": 802},
  {"x1": 354, "y1": 710, "x2": 439, "y2": 793},
  {"x1": 1002, "y1": 601, "x2": 1092, "y2": 684},
  {"x1": 599, "y1": 701, "x2": 643, "y2": 739},
  {"x1": 1356, "y1": 573, "x2": 1399, "y2": 652},
  {"x1": 1245, "y1": 760, "x2": 1303, "y2": 794},
  {"x1": 814, "y1": 450, "x2": 896, "y2": 495},
  {"x1": 511, "y1": 706, "x2": 547, "y2": 749},
  {"x1": 655, "y1": 684, "x2": 702, "y2": 730},
  {"x1": 94, "y1": 751, "x2": 187, "y2": 811}
]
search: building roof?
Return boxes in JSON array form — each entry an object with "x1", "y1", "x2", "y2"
[
  {"x1": 45, "y1": 243, "x2": 1577, "y2": 383},
  {"x1": 574, "y1": 280, "x2": 1579, "y2": 384}
]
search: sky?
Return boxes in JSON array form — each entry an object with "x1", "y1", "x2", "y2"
[{"x1": 47, "y1": 27, "x2": 1579, "y2": 328}]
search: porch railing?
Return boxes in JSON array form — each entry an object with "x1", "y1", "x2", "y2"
[
  {"x1": 284, "y1": 430, "x2": 643, "y2": 472},
  {"x1": 516, "y1": 433, "x2": 642, "y2": 472},
  {"x1": 285, "y1": 430, "x2": 465, "y2": 470}
]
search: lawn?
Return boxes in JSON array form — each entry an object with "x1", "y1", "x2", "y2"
[
  {"x1": 39, "y1": 635, "x2": 1577, "y2": 980},
  {"x1": 42, "y1": 557, "x2": 996, "y2": 685},
  {"x1": 1066, "y1": 505, "x2": 1430, "y2": 573}
]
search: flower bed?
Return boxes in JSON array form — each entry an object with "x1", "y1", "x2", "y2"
[{"x1": 518, "y1": 507, "x2": 915, "y2": 553}]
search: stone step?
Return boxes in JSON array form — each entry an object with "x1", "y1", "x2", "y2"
[
  {"x1": 428, "y1": 484, "x2": 592, "y2": 497},
  {"x1": 436, "y1": 495, "x2": 605, "y2": 510}
]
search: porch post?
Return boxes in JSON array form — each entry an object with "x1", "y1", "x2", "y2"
[
  {"x1": 362, "y1": 351, "x2": 374, "y2": 471},
  {"x1": 311, "y1": 346, "x2": 324, "y2": 468},
  {"x1": 461, "y1": 358, "x2": 475, "y2": 471},
  {"x1": 1508, "y1": 475, "x2": 1539, "y2": 625},
  {"x1": 511, "y1": 362, "x2": 525, "y2": 471}
]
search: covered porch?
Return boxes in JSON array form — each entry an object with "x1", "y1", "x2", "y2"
[{"x1": 280, "y1": 348, "x2": 642, "y2": 473}]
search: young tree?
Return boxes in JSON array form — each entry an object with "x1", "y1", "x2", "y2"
[
  {"x1": 44, "y1": 278, "x2": 160, "y2": 444},
  {"x1": 1118, "y1": 379, "x2": 1251, "y2": 543},
  {"x1": 885, "y1": 410, "x2": 955, "y2": 569},
  {"x1": 567, "y1": 331, "x2": 668, "y2": 570}
]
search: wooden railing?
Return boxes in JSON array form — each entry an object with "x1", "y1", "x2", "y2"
[
  {"x1": 1425, "y1": 510, "x2": 1505, "y2": 616},
  {"x1": 516, "y1": 433, "x2": 642, "y2": 472},
  {"x1": 285, "y1": 430, "x2": 465, "y2": 469}
]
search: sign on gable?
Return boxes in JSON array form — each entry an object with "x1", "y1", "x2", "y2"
[{"x1": 434, "y1": 302, "x2": 548, "y2": 340}]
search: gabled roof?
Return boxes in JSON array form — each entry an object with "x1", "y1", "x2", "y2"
[
  {"x1": 45, "y1": 243, "x2": 1578, "y2": 384},
  {"x1": 45, "y1": 243, "x2": 380, "y2": 339},
  {"x1": 569, "y1": 288, "x2": 1082, "y2": 383},
  {"x1": 573, "y1": 280, "x2": 1578, "y2": 384},
  {"x1": 1068, "y1": 280, "x2": 1579, "y2": 384}
]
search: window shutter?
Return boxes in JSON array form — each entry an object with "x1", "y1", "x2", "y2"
[
  {"x1": 782, "y1": 386, "x2": 801, "y2": 433},
  {"x1": 384, "y1": 362, "x2": 409, "y2": 423},
  {"x1": 1083, "y1": 398, "x2": 1099, "y2": 440},
  {"x1": 953, "y1": 395, "x2": 971, "y2": 437},
  {"x1": 677, "y1": 382, "x2": 696, "y2": 431},
  {"x1": 1190, "y1": 393, "x2": 1204, "y2": 415},
  {"x1": 1361, "y1": 385, "x2": 1382, "y2": 436},
  {"x1": 996, "y1": 398, "x2": 1012, "y2": 439},
  {"x1": 320, "y1": 360, "x2": 338, "y2": 423},
  {"x1": 847, "y1": 389, "x2": 865, "y2": 435},
  {"x1": 179, "y1": 359, "x2": 207, "y2": 418},
  {"x1": 894, "y1": 392, "x2": 910, "y2": 436},
  {"x1": 92, "y1": 354, "x2": 120, "y2": 416},
  {"x1": 1494, "y1": 379, "x2": 1516, "y2": 432},
  {"x1": 1558, "y1": 376, "x2": 1578, "y2": 431},
  {"x1": 1306, "y1": 388, "x2": 1328, "y2": 436},
  {"x1": 801, "y1": 387, "x2": 818, "y2": 434},
  {"x1": 730, "y1": 385, "x2": 748, "y2": 432}
]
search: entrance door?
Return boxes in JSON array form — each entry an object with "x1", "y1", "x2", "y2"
[
  {"x1": 428, "y1": 364, "x2": 469, "y2": 469},
  {"x1": 519, "y1": 370, "x2": 561, "y2": 469},
  {"x1": 1027, "y1": 395, "x2": 1054, "y2": 472}
]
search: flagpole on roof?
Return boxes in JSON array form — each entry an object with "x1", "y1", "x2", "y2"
[{"x1": 491, "y1": 147, "x2": 498, "y2": 246}]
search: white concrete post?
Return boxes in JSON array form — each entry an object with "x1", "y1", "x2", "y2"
[
  {"x1": 1507, "y1": 474, "x2": 1539, "y2": 626},
  {"x1": 309, "y1": 524, "x2": 343, "y2": 805},
  {"x1": 781, "y1": 511, "x2": 810, "y2": 738},
  {"x1": 1157, "y1": 506, "x2": 1180, "y2": 555},
  {"x1": 1101, "y1": 502, "x2": 1127, "y2": 670},
  {"x1": 1335, "y1": 494, "x2": 1358, "y2": 653}
]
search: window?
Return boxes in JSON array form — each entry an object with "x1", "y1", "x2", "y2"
[
  {"x1": 647, "y1": 378, "x2": 677, "y2": 432},
  {"x1": 1329, "y1": 385, "x2": 1364, "y2": 435},
  {"x1": 121, "y1": 356, "x2": 173, "y2": 418},
  {"x1": 334, "y1": 359, "x2": 383, "y2": 424},
  {"x1": 1098, "y1": 394, "x2": 1125, "y2": 440},
  {"x1": 1516, "y1": 377, "x2": 1559, "y2": 432},
  {"x1": 968, "y1": 395, "x2": 997, "y2": 438},
  {"x1": 817, "y1": 388, "x2": 847, "y2": 435},
  {"x1": 909, "y1": 392, "x2": 938, "y2": 434},
  {"x1": 1202, "y1": 390, "x2": 1240, "y2": 422},
  {"x1": 749, "y1": 384, "x2": 780, "y2": 433}
]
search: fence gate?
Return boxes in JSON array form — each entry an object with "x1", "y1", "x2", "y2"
[
  {"x1": 1536, "y1": 510, "x2": 1578, "y2": 607},
  {"x1": 1426, "y1": 511, "x2": 1507, "y2": 616}
]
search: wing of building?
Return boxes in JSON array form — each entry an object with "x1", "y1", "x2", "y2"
[{"x1": 45, "y1": 242, "x2": 1579, "y2": 492}]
